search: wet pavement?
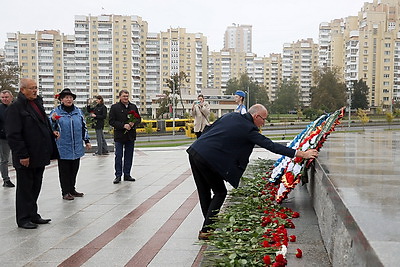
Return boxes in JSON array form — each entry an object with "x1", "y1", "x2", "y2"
[
  {"x1": 0, "y1": 143, "x2": 328, "y2": 267},
  {"x1": 0, "y1": 129, "x2": 398, "y2": 266},
  {"x1": 316, "y1": 129, "x2": 400, "y2": 267}
]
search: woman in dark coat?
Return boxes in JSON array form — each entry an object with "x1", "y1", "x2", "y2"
[{"x1": 87, "y1": 95, "x2": 109, "y2": 155}]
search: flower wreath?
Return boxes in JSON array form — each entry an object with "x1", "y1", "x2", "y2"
[{"x1": 270, "y1": 107, "x2": 345, "y2": 203}]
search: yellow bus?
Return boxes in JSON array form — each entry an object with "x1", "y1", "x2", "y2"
[
  {"x1": 164, "y1": 119, "x2": 193, "y2": 132},
  {"x1": 136, "y1": 120, "x2": 158, "y2": 133}
]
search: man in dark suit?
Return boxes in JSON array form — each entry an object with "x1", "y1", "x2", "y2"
[
  {"x1": 187, "y1": 104, "x2": 319, "y2": 240},
  {"x1": 5, "y1": 78, "x2": 59, "y2": 229}
]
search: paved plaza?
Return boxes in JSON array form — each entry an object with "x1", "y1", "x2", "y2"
[
  {"x1": 1, "y1": 129, "x2": 398, "y2": 266},
  {"x1": 0, "y1": 143, "x2": 330, "y2": 267}
]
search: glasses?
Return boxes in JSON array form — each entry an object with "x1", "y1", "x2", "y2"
[
  {"x1": 257, "y1": 114, "x2": 267, "y2": 121},
  {"x1": 23, "y1": 86, "x2": 38, "y2": 90}
]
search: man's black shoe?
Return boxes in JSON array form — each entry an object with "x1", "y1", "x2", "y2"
[
  {"x1": 3, "y1": 180, "x2": 15, "y2": 187},
  {"x1": 124, "y1": 175, "x2": 136, "y2": 182},
  {"x1": 31, "y1": 218, "x2": 51, "y2": 224},
  {"x1": 19, "y1": 222, "x2": 38, "y2": 229},
  {"x1": 113, "y1": 177, "x2": 121, "y2": 184}
]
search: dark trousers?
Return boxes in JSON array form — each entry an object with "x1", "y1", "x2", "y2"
[
  {"x1": 114, "y1": 141, "x2": 134, "y2": 178},
  {"x1": 15, "y1": 166, "x2": 45, "y2": 226},
  {"x1": 95, "y1": 128, "x2": 108, "y2": 155},
  {"x1": 58, "y1": 159, "x2": 80, "y2": 195},
  {"x1": 189, "y1": 154, "x2": 227, "y2": 232}
]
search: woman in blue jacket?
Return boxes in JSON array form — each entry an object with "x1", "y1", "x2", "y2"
[{"x1": 50, "y1": 89, "x2": 91, "y2": 200}]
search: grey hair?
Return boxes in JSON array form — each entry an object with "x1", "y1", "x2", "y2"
[
  {"x1": 248, "y1": 104, "x2": 267, "y2": 115},
  {"x1": 19, "y1": 78, "x2": 35, "y2": 89}
]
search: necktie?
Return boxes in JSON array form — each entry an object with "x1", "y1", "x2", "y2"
[{"x1": 29, "y1": 101, "x2": 45, "y2": 121}]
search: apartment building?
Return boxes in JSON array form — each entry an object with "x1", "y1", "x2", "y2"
[
  {"x1": 144, "y1": 32, "x2": 161, "y2": 114},
  {"x1": 263, "y1": 54, "x2": 283, "y2": 102},
  {"x1": 282, "y1": 39, "x2": 319, "y2": 107},
  {"x1": 4, "y1": 30, "x2": 75, "y2": 111},
  {"x1": 208, "y1": 50, "x2": 283, "y2": 102},
  {"x1": 159, "y1": 28, "x2": 208, "y2": 96},
  {"x1": 207, "y1": 50, "x2": 251, "y2": 93},
  {"x1": 74, "y1": 14, "x2": 149, "y2": 111},
  {"x1": 320, "y1": 0, "x2": 400, "y2": 111},
  {"x1": 223, "y1": 24, "x2": 252, "y2": 53}
]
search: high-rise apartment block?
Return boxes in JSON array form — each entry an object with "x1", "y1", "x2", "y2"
[
  {"x1": 73, "y1": 14, "x2": 148, "y2": 111},
  {"x1": 283, "y1": 39, "x2": 319, "y2": 107},
  {"x1": 159, "y1": 28, "x2": 208, "y2": 96},
  {"x1": 223, "y1": 24, "x2": 252, "y2": 53},
  {"x1": 4, "y1": 30, "x2": 75, "y2": 111},
  {"x1": 207, "y1": 50, "x2": 282, "y2": 102},
  {"x1": 5, "y1": 0, "x2": 400, "y2": 116},
  {"x1": 320, "y1": 0, "x2": 400, "y2": 111}
]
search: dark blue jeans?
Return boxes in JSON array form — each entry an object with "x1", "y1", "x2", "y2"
[{"x1": 114, "y1": 140, "x2": 135, "y2": 178}]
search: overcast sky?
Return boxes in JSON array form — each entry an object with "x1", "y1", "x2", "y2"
[{"x1": 2, "y1": 0, "x2": 369, "y2": 56}]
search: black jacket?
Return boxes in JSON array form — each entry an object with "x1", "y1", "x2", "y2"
[
  {"x1": 0, "y1": 103, "x2": 8, "y2": 139},
  {"x1": 109, "y1": 101, "x2": 141, "y2": 143},
  {"x1": 87, "y1": 103, "x2": 107, "y2": 129},
  {"x1": 5, "y1": 92, "x2": 59, "y2": 168},
  {"x1": 187, "y1": 112, "x2": 296, "y2": 188}
]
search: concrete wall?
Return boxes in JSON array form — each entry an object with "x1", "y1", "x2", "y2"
[{"x1": 306, "y1": 161, "x2": 384, "y2": 267}]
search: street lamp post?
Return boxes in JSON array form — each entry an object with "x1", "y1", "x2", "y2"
[
  {"x1": 247, "y1": 86, "x2": 250, "y2": 110},
  {"x1": 171, "y1": 80, "x2": 176, "y2": 136},
  {"x1": 348, "y1": 88, "x2": 351, "y2": 128}
]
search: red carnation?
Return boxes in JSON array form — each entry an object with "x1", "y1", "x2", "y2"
[
  {"x1": 289, "y1": 235, "x2": 296, "y2": 242},
  {"x1": 292, "y1": 211, "x2": 300, "y2": 218},
  {"x1": 124, "y1": 110, "x2": 141, "y2": 134},
  {"x1": 263, "y1": 255, "x2": 271, "y2": 265},
  {"x1": 295, "y1": 248, "x2": 303, "y2": 258},
  {"x1": 54, "y1": 94, "x2": 60, "y2": 99},
  {"x1": 128, "y1": 110, "x2": 141, "y2": 119},
  {"x1": 285, "y1": 172, "x2": 295, "y2": 185},
  {"x1": 262, "y1": 240, "x2": 271, "y2": 247},
  {"x1": 293, "y1": 156, "x2": 303, "y2": 163},
  {"x1": 54, "y1": 115, "x2": 62, "y2": 120},
  {"x1": 273, "y1": 254, "x2": 287, "y2": 267}
]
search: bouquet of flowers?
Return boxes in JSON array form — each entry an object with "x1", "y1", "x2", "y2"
[{"x1": 125, "y1": 110, "x2": 141, "y2": 134}]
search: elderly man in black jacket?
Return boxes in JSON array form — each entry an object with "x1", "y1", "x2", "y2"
[
  {"x1": 187, "y1": 104, "x2": 319, "y2": 240},
  {"x1": 109, "y1": 89, "x2": 141, "y2": 184},
  {"x1": 5, "y1": 78, "x2": 59, "y2": 229}
]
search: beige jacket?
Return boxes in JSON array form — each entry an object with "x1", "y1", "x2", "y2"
[{"x1": 191, "y1": 101, "x2": 210, "y2": 133}]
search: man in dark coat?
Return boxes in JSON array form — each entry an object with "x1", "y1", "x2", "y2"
[
  {"x1": 187, "y1": 104, "x2": 319, "y2": 240},
  {"x1": 109, "y1": 89, "x2": 141, "y2": 184},
  {"x1": 0, "y1": 90, "x2": 14, "y2": 187},
  {"x1": 5, "y1": 78, "x2": 59, "y2": 229}
]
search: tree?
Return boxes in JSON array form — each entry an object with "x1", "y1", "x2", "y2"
[
  {"x1": 144, "y1": 122, "x2": 154, "y2": 141},
  {"x1": 209, "y1": 112, "x2": 216, "y2": 122},
  {"x1": 271, "y1": 78, "x2": 300, "y2": 114},
  {"x1": 165, "y1": 71, "x2": 188, "y2": 111},
  {"x1": 386, "y1": 112, "x2": 394, "y2": 129},
  {"x1": 156, "y1": 92, "x2": 171, "y2": 119},
  {"x1": 225, "y1": 73, "x2": 269, "y2": 108},
  {"x1": 351, "y1": 79, "x2": 369, "y2": 109},
  {"x1": 357, "y1": 108, "x2": 369, "y2": 130},
  {"x1": 310, "y1": 67, "x2": 347, "y2": 112},
  {"x1": 0, "y1": 62, "x2": 21, "y2": 96}
]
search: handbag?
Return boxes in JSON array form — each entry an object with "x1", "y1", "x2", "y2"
[{"x1": 199, "y1": 108, "x2": 210, "y2": 133}]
